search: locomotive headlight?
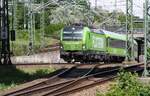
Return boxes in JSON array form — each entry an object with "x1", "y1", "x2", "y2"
[
  {"x1": 60, "y1": 46, "x2": 63, "y2": 49},
  {"x1": 83, "y1": 45, "x2": 85, "y2": 49}
]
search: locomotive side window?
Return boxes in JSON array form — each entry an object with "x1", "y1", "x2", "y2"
[
  {"x1": 63, "y1": 26, "x2": 83, "y2": 41},
  {"x1": 109, "y1": 38, "x2": 126, "y2": 49}
]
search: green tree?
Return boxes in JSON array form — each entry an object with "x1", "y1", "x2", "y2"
[{"x1": 49, "y1": 0, "x2": 93, "y2": 25}]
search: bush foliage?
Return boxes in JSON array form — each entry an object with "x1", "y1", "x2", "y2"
[{"x1": 97, "y1": 71, "x2": 150, "y2": 96}]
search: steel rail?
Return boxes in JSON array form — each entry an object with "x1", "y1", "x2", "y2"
[
  {"x1": 11, "y1": 64, "x2": 101, "y2": 96},
  {"x1": 5, "y1": 64, "x2": 107, "y2": 96},
  {"x1": 4, "y1": 63, "x2": 143, "y2": 96},
  {"x1": 4, "y1": 64, "x2": 80, "y2": 96},
  {"x1": 52, "y1": 66, "x2": 144, "y2": 96},
  {"x1": 42, "y1": 63, "x2": 144, "y2": 96},
  {"x1": 42, "y1": 68, "x2": 120, "y2": 96}
]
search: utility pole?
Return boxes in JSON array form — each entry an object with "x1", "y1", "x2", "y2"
[
  {"x1": 11, "y1": 0, "x2": 17, "y2": 31},
  {"x1": 113, "y1": 0, "x2": 117, "y2": 26},
  {"x1": 125, "y1": 0, "x2": 134, "y2": 61},
  {"x1": 11, "y1": 0, "x2": 16, "y2": 30},
  {"x1": 11, "y1": 0, "x2": 17, "y2": 55},
  {"x1": 40, "y1": 0, "x2": 45, "y2": 48},
  {"x1": 27, "y1": 0, "x2": 34, "y2": 55},
  {"x1": 95, "y1": 0, "x2": 97, "y2": 10},
  {"x1": 143, "y1": 0, "x2": 150, "y2": 76},
  {"x1": 24, "y1": 0, "x2": 27, "y2": 29},
  {"x1": 0, "y1": 0, "x2": 12, "y2": 64}
]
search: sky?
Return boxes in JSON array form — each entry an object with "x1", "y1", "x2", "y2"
[{"x1": 90, "y1": 0, "x2": 144, "y2": 18}]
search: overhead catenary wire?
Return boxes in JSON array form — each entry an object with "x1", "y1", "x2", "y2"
[{"x1": 32, "y1": 0, "x2": 59, "y2": 12}]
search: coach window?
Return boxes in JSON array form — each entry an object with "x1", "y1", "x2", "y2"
[{"x1": 109, "y1": 38, "x2": 126, "y2": 49}]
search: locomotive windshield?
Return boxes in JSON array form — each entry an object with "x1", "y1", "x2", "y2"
[{"x1": 63, "y1": 26, "x2": 83, "y2": 41}]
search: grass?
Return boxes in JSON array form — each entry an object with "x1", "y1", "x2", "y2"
[
  {"x1": 0, "y1": 66, "x2": 55, "y2": 91},
  {"x1": 9, "y1": 29, "x2": 60, "y2": 56},
  {"x1": 11, "y1": 37, "x2": 59, "y2": 56}
]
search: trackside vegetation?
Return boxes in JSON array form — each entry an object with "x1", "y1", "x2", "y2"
[
  {"x1": 11, "y1": 24, "x2": 61, "y2": 56},
  {"x1": 0, "y1": 66, "x2": 55, "y2": 90},
  {"x1": 97, "y1": 71, "x2": 150, "y2": 96}
]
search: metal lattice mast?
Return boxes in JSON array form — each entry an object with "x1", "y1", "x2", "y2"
[
  {"x1": 32, "y1": 0, "x2": 35, "y2": 44},
  {"x1": 40, "y1": 0, "x2": 45, "y2": 48},
  {"x1": 95, "y1": 0, "x2": 97, "y2": 10},
  {"x1": 126, "y1": 0, "x2": 134, "y2": 61},
  {"x1": 143, "y1": 0, "x2": 150, "y2": 76},
  {"x1": 24, "y1": 0, "x2": 26, "y2": 29},
  {"x1": 27, "y1": 0, "x2": 34, "y2": 55},
  {"x1": 33, "y1": 8, "x2": 35, "y2": 44},
  {"x1": 0, "y1": 0, "x2": 12, "y2": 64},
  {"x1": 113, "y1": 0, "x2": 117, "y2": 25},
  {"x1": 11, "y1": 0, "x2": 17, "y2": 30},
  {"x1": 11, "y1": 0, "x2": 17, "y2": 54}
]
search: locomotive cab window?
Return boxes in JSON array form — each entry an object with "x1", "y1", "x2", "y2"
[
  {"x1": 109, "y1": 38, "x2": 126, "y2": 49},
  {"x1": 63, "y1": 26, "x2": 83, "y2": 41}
]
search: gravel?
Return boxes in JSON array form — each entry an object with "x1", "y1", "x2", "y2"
[{"x1": 67, "y1": 81, "x2": 113, "y2": 96}]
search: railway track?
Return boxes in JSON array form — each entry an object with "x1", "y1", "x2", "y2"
[
  {"x1": 4, "y1": 63, "x2": 143, "y2": 96},
  {"x1": 0, "y1": 63, "x2": 53, "y2": 68},
  {"x1": 4, "y1": 63, "x2": 106, "y2": 96},
  {"x1": 0, "y1": 62, "x2": 78, "y2": 66},
  {"x1": 50, "y1": 63, "x2": 143, "y2": 96},
  {"x1": 4, "y1": 64, "x2": 77, "y2": 96},
  {"x1": 38, "y1": 43, "x2": 60, "y2": 53},
  {"x1": 41, "y1": 63, "x2": 143, "y2": 96},
  {"x1": 0, "y1": 63, "x2": 106, "y2": 67}
]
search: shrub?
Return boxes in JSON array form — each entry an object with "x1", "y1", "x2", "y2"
[{"x1": 97, "y1": 70, "x2": 150, "y2": 96}]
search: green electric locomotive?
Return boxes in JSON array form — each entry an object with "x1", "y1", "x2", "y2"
[{"x1": 60, "y1": 25, "x2": 138, "y2": 63}]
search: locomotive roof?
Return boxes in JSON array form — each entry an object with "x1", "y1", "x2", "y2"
[
  {"x1": 64, "y1": 26, "x2": 84, "y2": 31},
  {"x1": 91, "y1": 29, "x2": 105, "y2": 34},
  {"x1": 101, "y1": 29, "x2": 126, "y2": 41}
]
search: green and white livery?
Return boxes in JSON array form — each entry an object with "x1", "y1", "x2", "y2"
[{"x1": 60, "y1": 25, "x2": 138, "y2": 63}]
